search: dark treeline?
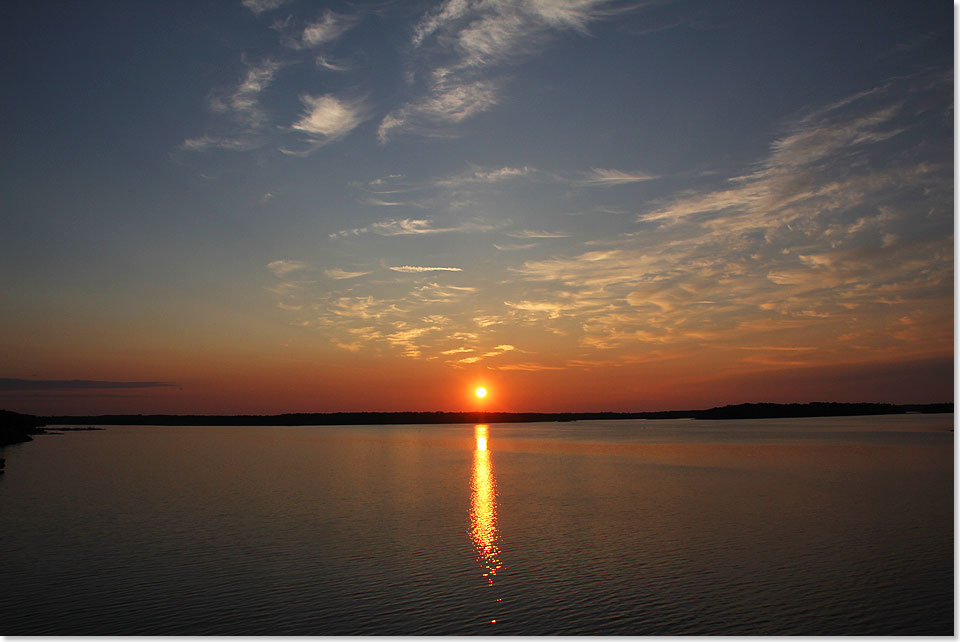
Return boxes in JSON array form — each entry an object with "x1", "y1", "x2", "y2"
[
  {"x1": 32, "y1": 401, "x2": 952, "y2": 427},
  {"x1": 0, "y1": 410, "x2": 47, "y2": 446}
]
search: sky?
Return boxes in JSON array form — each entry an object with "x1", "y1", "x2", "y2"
[{"x1": 0, "y1": 0, "x2": 953, "y2": 414}]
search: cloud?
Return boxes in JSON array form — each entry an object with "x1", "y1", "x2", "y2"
[
  {"x1": 389, "y1": 265, "x2": 463, "y2": 273},
  {"x1": 411, "y1": 0, "x2": 470, "y2": 47},
  {"x1": 578, "y1": 167, "x2": 659, "y2": 186},
  {"x1": 504, "y1": 299, "x2": 576, "y2": 319},
  {"x1": 362, "y1": 198, "x2": 405, "y2": 207},
  {"x1": 441, "y1": 346, "x2": 474, "y2": 355},
  {"x1": 324, "y1": 268, "x2": 370, "y2": 280},
  {"x1": 300, "y1": 10, "x2": 360, "y2": 48},
  {"x1": 496, "y1": 362, "x2": 566, "y2": 371},
  {"x1": 374, "y1": 219, "x2": 448, "y2": 235},
  {"x1": 432, "y1": 165, "x2": 536, "y2": 187},
  {"x1": 504, "y1": 229, "x2": 569, "y2": 238},
  {"x1": 267, "y1": 259, "x2": 309, "y2": 276},
  {"x1": 494, "y1": 242, "x2": 539, "y2": 251},
  {"x1": 453, "y1": 342, "x2": 515, "y2": 364},
  {"x1": 502, "y1": 74, "x2": 952, "y2": 353},
  {"x1": 413, "y1": 282, "x2": 477, "y2": 302},
  {"x1": 180, "y1": 135, "x2": 263, "y2": 152},
  {"x1": 316, "y1": 56, "x2": 352, "y2": 72},
  {"x1": 383, "y1": 0, "x2": 634, "y2": 142},
  {"x1": 212, "y1": 59, "x2": 283, "y2": 127},
  {"x1": 0, "y1": 379, "x2": 176, "y2": 391},
  {"x1": 241, "y1": 0, "x2": 289, "y2": 15},
  {"x1": 266, "y1": 66, "x2": 949, "y2": 371},
  {"x1": 330, "y1": 217, "x2": 496, "y2": 238},
  {"x1": 288, "y1": 94, "x2": 369, "y2": 150},
  {"x1": 378, "y1": 78, "x2": 500, "y2": 142},
  {"x1": 182, "y1": 58, "x2": 282, "y2": 151}
]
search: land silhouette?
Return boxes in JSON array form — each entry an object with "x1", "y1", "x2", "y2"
[{"x1": 0, "y1": 402, "x2": 951, "y2": 447}]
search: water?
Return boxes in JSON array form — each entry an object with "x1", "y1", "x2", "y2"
[{"x1": 0, "y1": 415, "x2": 952, "y2": 635}]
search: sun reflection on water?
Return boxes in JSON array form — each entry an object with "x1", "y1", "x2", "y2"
[{"x1": 470, "y1": 424, "x2": 502, "y2": 587}]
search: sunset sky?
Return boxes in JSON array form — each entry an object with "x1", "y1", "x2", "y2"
[{"x1": 0, "y1": 0, "x2": 953, "y2": 414}]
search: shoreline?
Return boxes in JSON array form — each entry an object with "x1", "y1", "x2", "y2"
[{"x1": 25, "y1": 401, "x2": 955, "y2": 428}]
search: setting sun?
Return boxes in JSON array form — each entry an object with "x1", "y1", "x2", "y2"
[{"x1": 475, "y1": 387, "x2": 487, "y2": 399}]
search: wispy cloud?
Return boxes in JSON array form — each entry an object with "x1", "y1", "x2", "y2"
[
  {"x1": 362, "y1": 198, "x2": 405, "y2": 207},
  {"x1": 316, "y1": 56, "x2": 352, "y2": 71},
  {"x1": 324, "y1": 268, "x2": 370, "y2": 280},
  {"x1": 300, "y1": 10, "x2": 360, "y2": 48},
  {"x1": 413, "y1": 282, "x2": 477, "y2": 302},
  {"x1": 494, "y1": 242, "x2": 539, "y2": 251},
  {"x1": 389, "y1": 265, "x2": 463, "y2": 273},
  {"x1": 440, "y1": 346, "x2": 474, "y2": 355},
  {"x1": 285, "y1": 94, "x2": 369, "y2": 153},
  {"x1": 182, "y1": 58, "x2": 282, "y2": 151},
  {"x1": 411, "y1": 0, "x2": 470, "y2": 47},
  {"x1": 432, "y1": 165, "x2": 536, "y2": 187},
  {"x1": 504, "y1": 229, "x2": 569, "y2": 239},
  {"x1": 378, "y1": 78, "x2": 500, "y2": 142},
  {"x1": 0, "y1": 378, "x2": 177, "y2": 391},
  {"x1": 578, "y1": 167, "x2": 659, "y2": 186},
  {"x1": 381, "y1": 0, "x2": 635, "y2": 142},
  {"x1": 181, "y1": 135, "x2": 263, "y2": 152},
  {"x1": 267, "y1": 259, "x2": 309, "y2": 276},
  {"x1": 502, "y1": 74, "x2": 952, "y2": 355},
  {"x1": 330, "y1": 217, "x2": 496, "y2": 238},
  {"x1": 241, "y1": 0, "x2": 289, "y2": 16},
  {"x1": 496, "y1": 362, "x2": 566, "y2": 371}
]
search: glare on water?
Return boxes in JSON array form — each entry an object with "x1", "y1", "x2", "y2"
[{"x1": 470, "y1": 424, "x2": 501, "y2": 587}]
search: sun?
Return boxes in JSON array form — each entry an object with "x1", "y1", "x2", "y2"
[{"x1": 475, "y1": 387, "x2": 487, "y2": 399}]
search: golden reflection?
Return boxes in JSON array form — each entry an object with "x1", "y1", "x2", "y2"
[{"x1": 470, "y1": 424, "x2": 502, "y2": 586}]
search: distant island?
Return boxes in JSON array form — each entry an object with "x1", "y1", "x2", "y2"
[{"x1": 0, "y1": 402, "x2": 951, "y2": 446}]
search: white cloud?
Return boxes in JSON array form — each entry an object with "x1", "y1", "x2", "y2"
[
  {"x1": 331, "y1": 218, "x2": 496, "y2": 238},
  {"x1": 362, "y1": 198, "x2": 405, "y2": 207},
  {"x1": 387, "y1": 1, "x2": 632, "y2": 142},
  {"x1": 494, "y1": 242, "x2": 539, "y2": 251},
  {"x1": 419, "y1": 77, "x2": 498, "y2": 120},
  {"x1": 578, "y1": 167, "x2": 659, "y2": 186},
  {"x1": 316, "y1": 56, "x2": 351, "y2": 72},
  {"x1": 504, "y1": 229, "x2": 569, "y2": 238},
  {"x1": 211, "y1": 59, "x2": 282, "y2": 127},
  {"x1": 390, "y1": 265, "x2": 463, "y2": 273},
  {"x1": 504, "y1": 299, "x2": 575, "y2": 319},
  {"x1": 328, "y1": 226, "x2": 368, "y2": 239},
  {"x1": 378, "y1": 79, "x2": 499, "y2": 143},
  {"x1": 413, "y1": 282, "x2": 477, "y2": 302},
  {"x1": 324, "y1": 268, "x2": 370, "y2": 280},
  {"x1": 497, "y1": 362, "x2": 566, "y2": 371},
  {"x1": 433, "y1": 165, "x2": 535, "y2": 187},
  {"x1": 181, "y1": 135, "x2": 262, "y2": 152},
  {"x1": 300, "y1": 10, "x2": 359, "y2": 48},
  {"x1": 242, "y1": 0, "x2": 289, "y2": 15},
  {"x1": 412, "y1": 0, "x2": 470, "y2": 47},
  {"x1": 182, "y1": 59, "x2": 281, "y2": 151},
  {"x1": 525, "y1": 0, "x2": 612, "y2": 31},
  {"x1": 267, "y1": 260, "x2": 309, "y2": 276},
  {"x1": 441, "y1": 346, "x2": 474, "y2": 355},
  {"x1": 289, "y1": 94, "x2": 369, "y2": 148}
]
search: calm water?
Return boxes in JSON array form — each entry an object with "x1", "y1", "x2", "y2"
[{"x1": 0, "y1": 415, "x2": 953, "y2": 635}]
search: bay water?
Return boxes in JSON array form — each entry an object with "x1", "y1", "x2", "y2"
[{"x1": 0, "y1": 415, "x2": 952, "y2": 634}]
